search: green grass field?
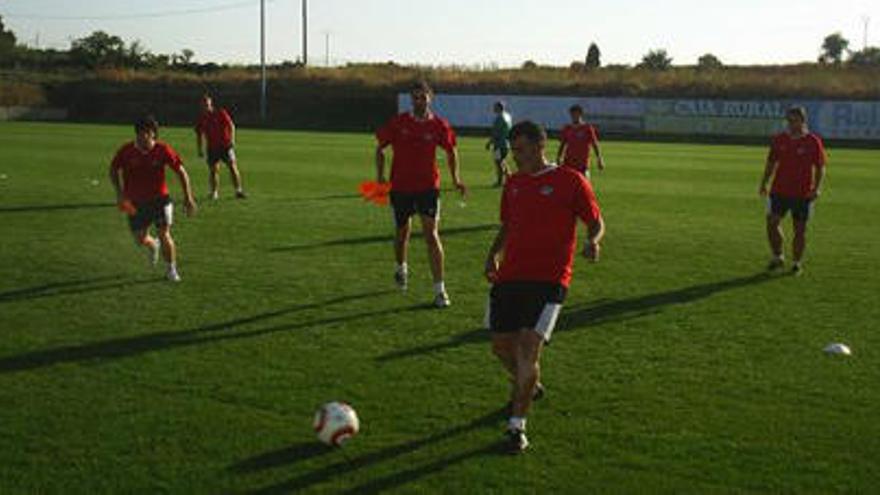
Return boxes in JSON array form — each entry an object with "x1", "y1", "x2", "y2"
[{"x1": 1, "y1": 122, "x2": 878, "y2": 493}]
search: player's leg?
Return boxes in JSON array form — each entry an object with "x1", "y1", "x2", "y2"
[
  {"x1": 208, "y1": 160, "x2": 221, "y2": 200},
  {"x1": 153, "y1": 198, "x2": 179, "y2": 282},
  {"x1": 390, "y1": 192, "x2": 414, "y2": 290},
  {"x1": 765, "y1": 195, "x2": 786, "y2": 269},
  {"x1": 416, "y1": 190, "x2": 448, "y2": 307},
  {"x1": 129, "y1": 205, "x2": 160, "y2": 266},
  {"x1": 131, "y1": 227, "x2": 160, "y2": 267},
  {"x1": 791, "y1": 219, "x2": 807, "y2": 274},
  {"x1": 491, "y1": 333, "x2": 518, "y2": 385},
  {"x1": 419, "y1": 214, "x2": 448, "y2": 307},
  {"x1": 503, "y1": 328, "x2": 543, "y2": 454},
  {"x1": 224, "y1": 148, "x2": 246, "y2": 198},
  {"x1": 157, "y1": 224, "x2": 179, "y2": 282},
  {"x1": 493, "y1": 157, "x2": 504, "y2": 187}
]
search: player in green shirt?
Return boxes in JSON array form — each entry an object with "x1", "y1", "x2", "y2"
[{"x1": 485, "y1": 101, "x2": 513, "y2": 187}]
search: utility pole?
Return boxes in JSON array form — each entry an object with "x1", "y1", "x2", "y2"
[
  {"x1": 302, "y1": 0, "x2": 308, "y2": 66},
  {"x1": 862, "y1": 15, "x2": 871, "y2": 50},
  {"x1": 324, "y1": 31, "x2": 330, "y2": 67},
  {"x1": 260, "y1": 0, "x2": 267, "y2": 122}
]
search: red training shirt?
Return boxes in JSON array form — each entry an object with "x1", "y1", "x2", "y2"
[
  {"x1": 768, "y1": 131, "x2": 826, "y2": 199},
  {"x1": 559, "y1": 123, "x2": 599, "y2": 172},
  {"x1": 496, "y1": 165, "x2": 602, "y2": 288},
  {"x1": 111, "y1": 141, "x2": 183, "y2": 203},
  {"x1": 195, "y1": 108, "x2": 234, "y2": 149},
  {"x1": 375, "y1": 113, "x2": 457, "y2": 193}
]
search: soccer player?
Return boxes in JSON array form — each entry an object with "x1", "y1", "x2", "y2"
[
  {"x1": 484, "y1": 120, "x2": 605, "y2": 454},
  {"x1": 556, "y1": 104, "x2": 606, "y2": 178},
  {"x1": 110, "y1": 115, "x2": 197, "y2": 282},
  {"x1": 759, "y1": 106, "x2": 827, "y2": 275},
  {"x1": 195, "y1": 93, "x2": 246, "y2": 200},
  {"x1": 485, "y1": 101, "x2": 513, "y2": 187},
  {"x1": 375, "y1": 81, "x2": 467, "y2": 308}
]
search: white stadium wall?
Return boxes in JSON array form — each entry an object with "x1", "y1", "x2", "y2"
[{"x1": 397, "y1": 94, "x2": 880, "y2": 141}]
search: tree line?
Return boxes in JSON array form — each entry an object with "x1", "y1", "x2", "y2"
[{"x1": 2, "y1": 16, "x2": 879, "y2": 72}]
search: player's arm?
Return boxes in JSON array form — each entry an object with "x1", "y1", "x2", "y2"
[
  {"x1": 759, "y1": 156, "x2": 777, "y2": 197},
  {"x1": 375, "y1": 143, "x2": 389, "y2": 184},
  {"x1": 584, "y1": 215, "x2": 605, "y2": 262},
  {"x1": 556, "y1": 138, "x2": 567, "y2": 165},
  {"x1": 195, "y1": 127, "x2": 205, "y2": 158},
  {"x1": 109, "y1": 162, "x2": 124, "y2": 204},
  {"x1": 811, "y1": 162, "x2": 826, "y2": 200},
  {"x1": 484, "y1": 224, "x2": 507, "y2": 282},
  {"x1": 228, "y1": 113, "x2": 236, "y2": 146},
  {"x1": 592, "y1": 141, "x2": 606, "y2": 171},
  {"x1": 173, "y1": 165, "x2": 197, "y2": 216},
  {"x1": 445, "y1": 147, "x2": 467, "y2": 197}
]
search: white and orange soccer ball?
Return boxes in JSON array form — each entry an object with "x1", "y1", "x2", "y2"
[{"x1": 313, "y1": 401, "x2": 360, "y2": 446}]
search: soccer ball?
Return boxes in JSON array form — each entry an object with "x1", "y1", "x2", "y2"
[{"x1": 313, "y1": 401, "x2": 359, "y2": 446}]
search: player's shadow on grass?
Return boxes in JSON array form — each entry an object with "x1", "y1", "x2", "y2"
[
  {"x1": 376, "y1": 272, "x2": 780, "y2": 362},
  {"x1": 0, "y1": 289, "x2": 430, "y2": 374},
  {"x1": 0, "y1": 202, "x2": 114, "y2": 214},
  {"x1": 0, "y1": 276, "x2": 163, "y2": 304},
  {"x1": 269, "y1": 224, "x2": 498, "y2": 252},
  {"x1": 560, "y1": 271, "x2": 778, "y2": 331},
  {"x1": 244, "y1": 406, "x2": 507, "y2": 495}
]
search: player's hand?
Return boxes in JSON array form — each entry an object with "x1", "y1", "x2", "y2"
[
  {"x1": 454, "y1": 181, "x2": 467, "y2": 198},
  {"x1": 377, "y1": 175, "x2": 387, "y2": 184},
  {"x1": 758, "y1": 184, "x2": 769, "y2": 197},
  {"x1": 485, "y1": 142, "x2": 491, "y2": 151},
  {"x1": 484, "y1": 257, "x2": 499, "y2": 282},
  {"x1": 184, "y1": 197, "x2": 197, "y2": 216},
  {"x1": 597, "y1": 159, "x2": 606, "y2": 171},
  {"x1": 583, "y1": 241, "x2": 600, "y2": 262},
  {"x1": 809, "y1": 189, "x2": 821, "y2": 201},
  {"x1": 197, "y1": 149, "x2": 204, "y2": 158}
]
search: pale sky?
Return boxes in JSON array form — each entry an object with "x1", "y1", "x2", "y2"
[{"x1": 2, "y1": 0, "x2": 878, "y2": 67}]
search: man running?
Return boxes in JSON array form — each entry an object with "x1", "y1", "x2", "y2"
[
  {"x1": 110, "y1": 115, "x2": 197, "y2": 282},
  {"x1": 485, "y1": 101, "x2": 513, "y2": 187},
  {"x1": 375, "y1": 81, "x2": 467, "y2": 308},
  {"x1": 759, "y1": 106, "x2": 827, "y2": 275},
  {"x1": 485, "y1": 120, "x2": 605, "y2": 454},
  {"x1": 195, "y1": 93, "x2": 246, "y2": 200},
  {"x1": 556, "y1": 104, "x2": 606, "y2": 178}
]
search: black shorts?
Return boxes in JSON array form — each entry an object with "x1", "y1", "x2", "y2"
[
  {"x1": 486, "y1": 282, "x2": 567, "y2": 342},
  {"x1": 207, "y1": 146, "x2": 236, "y2": 166},
  {"x1": 128, "y1": 196, "x2": 173, "y2": 231},
  {"x1": 390, "y1": 189, "x2": 440, "y2": 228},
  {"x1": 768, "y1": 194, "x2": 813, "y2": 222}
]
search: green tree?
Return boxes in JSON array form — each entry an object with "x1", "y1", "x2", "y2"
[
  {"x1": 586, "y1": 42, "x2": 601, "y2": 69},
  {"x1": 819, "y1": 32, "x2": 849, "y2": 64},
  {"x1": 849, "y1": 47, "x2": 880, "y2": 66},
  {"x1": 0, "y1": 15, "x2": 18, "y2": 60},
  {"x1": 697, "y1": 53, "x2": 723, "y2": 70},
  {"x1": 70, "y1": 31, "x2": 126, "y2": 67},
  {"x1": 638, "y1": 49, "x2": 673, "y2": 71}
]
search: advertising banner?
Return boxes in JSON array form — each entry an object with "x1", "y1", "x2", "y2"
[{"x1": 398, "y1": 94, "x2": 880, "y2": 141}]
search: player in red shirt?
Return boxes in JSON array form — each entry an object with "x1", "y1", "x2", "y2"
[
  {"x1": 375, "y1": 81, "x2": 467, "y2": 308},
  {"x1": 484, "y1": 120, "x2": 605, "y2": 454},
  {"x1": 110, "y1": 115, "x2": 197, "y2": 282},
  {"x1": 556, "y1": 104, "x2": 606, "y2": 178},
  {"x1": 759, "y1": 106, "x2": 827, "y2": 275},
  {"x1": 195, "y1": 93, "x2": 246, "y2": 200}
]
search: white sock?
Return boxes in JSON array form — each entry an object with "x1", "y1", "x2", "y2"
[
  {"x1": 397, "y1": 263, "x2": 407, "y2": 275},
  {"x1": 508, "y1": 416, "x2": 526, "y2": 432},
  {"x1": 433, "y1": 281, "x2": 446, "y2": 295},
  {"x1": 168, "y1": 262, "x2": 178, "y2": 272}
]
